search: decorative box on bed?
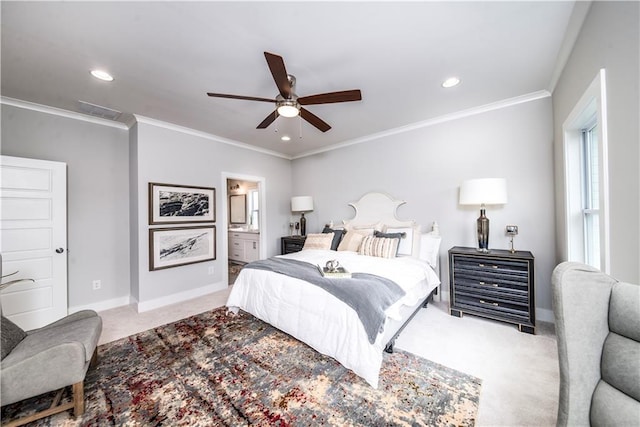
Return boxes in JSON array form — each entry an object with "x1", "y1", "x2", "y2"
[{"x1": 226, "y1": 192, "x2": 441, "y2": 388}]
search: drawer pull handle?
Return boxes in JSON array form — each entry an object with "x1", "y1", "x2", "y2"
[
  {"x1": 479, "y1": 281, "x2": 499, "y2": 287},
  {"x1": 478, "y1": 263, "x2": 500, "y2": 269},
  {"x1": 480, "y1": 300, "x2": 499, "y2": 307}
]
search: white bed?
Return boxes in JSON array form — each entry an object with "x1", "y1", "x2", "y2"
[{"x1": 226, "y1": 192, "x2": 441, "y2": 388}]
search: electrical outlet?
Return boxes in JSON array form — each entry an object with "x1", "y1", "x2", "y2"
[
  {"x1": 92, "y1": 280, "x2": 101, "y2": 290},
  {"x1": 208, "y1": 266, "x2": 215, "y2": 275}
]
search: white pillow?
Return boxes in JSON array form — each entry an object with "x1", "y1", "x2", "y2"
[
  {"x1": 302, "y1": 233, "x2": 333, "y2": 250},
  {"x1": 337, "y1": 231, "x2": 367, "y2": 252},
  {"x1": 344, "y1": 222, "x2": 383, "y2": 236},
  {"x1": 384, "y1": 225, "x2": 420, "y2": 256},
  {"x1": 419, "y1": 233, "x2": 442, "y2": 268}
]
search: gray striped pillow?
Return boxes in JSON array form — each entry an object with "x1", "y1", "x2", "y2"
[{"x1": 358, "y1": 236, "x2": 400, "y2": 258}]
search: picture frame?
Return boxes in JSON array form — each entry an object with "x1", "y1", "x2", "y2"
[
  {"x1": 149, "y1": 225, "x2": 216, "y2": 271},
  {"x1": 149, "y1": 182, "x2": 215, "y2": 225},
  {"x1": 229, "y1": 194, "x2": 247, "y2": 224}
]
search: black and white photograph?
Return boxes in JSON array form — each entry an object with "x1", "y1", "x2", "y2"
[
  {"x1": 149, "y1": 182, "x2": 215, "y2": 224},
  {"x1": 149, "y1": 225, "x2": 216, "y2": 271}
]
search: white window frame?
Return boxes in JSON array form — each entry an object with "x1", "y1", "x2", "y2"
[
  {"x1": 562, "y1": 69, "x2": 610, "y2": 273},
  {"x1": 248, "y1": 188, "x2": 259, "y2": 229}
]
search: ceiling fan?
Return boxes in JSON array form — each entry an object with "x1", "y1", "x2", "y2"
[{"x1": 207, "y1": 52, "x2": 362, "y2": 132}]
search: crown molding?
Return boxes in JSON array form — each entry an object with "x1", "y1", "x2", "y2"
[
  {"x1": 1, "y1": 96, "x2": 291, "y2": 160},
  {"x1": 3, "y1": 91, "x2": 551, "y2": 162},
  {"x1": 292, "y1": 90, "x2": 551, "y2": 159},
  {"x1": 1, "y1": 97, "x2": 130, "y2": 130},
  {"x1": 133, "y1": 115, "x2": 291, "y2": 160}
]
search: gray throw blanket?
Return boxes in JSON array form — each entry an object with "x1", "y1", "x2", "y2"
[{"x1": 244, "y1": 257, "x2": 406, "y2": 344}]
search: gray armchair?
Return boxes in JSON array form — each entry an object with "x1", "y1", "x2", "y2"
[
  {"x1": 552, "y1": 262, "x2": 640, "y2": 426},
  {"x1": 1, "y1": 259, "x2": 102, "y2": 426}
]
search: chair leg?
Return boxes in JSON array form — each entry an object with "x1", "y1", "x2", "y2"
[
  {"x1": 72, "y1": 381, "x2": 85, "y2": 417},
  {"x1": 1, "y1": 385, "x2": 79, "y2": 427},
  {"x1": 90, "y1": 347, "x2": 99, "y2": 369}
]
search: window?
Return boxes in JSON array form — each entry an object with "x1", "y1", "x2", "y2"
[
  {"x1": 563, "y1": 69, "x2": 609, "y2": 272},
  {"x1": 249, "y1": 189, "x2": 259, "y2": 229},
  {"x1": 581, "y1": 119, "x2": 600, "y2": 269}
]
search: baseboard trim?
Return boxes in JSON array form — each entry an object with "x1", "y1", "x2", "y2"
[
  {"x1": 69, "y1": 296, "x2": 132, "y2": 314},
  {"x1": 536, "y1": 307, "x2": 555, "y2": 323},
  {"x1": 136, "y1": 281, "x2": 227, "y2": 313}
]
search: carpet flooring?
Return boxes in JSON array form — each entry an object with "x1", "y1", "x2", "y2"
[{"x1": 2, "y1": 307, "x2": 482, "y2": 426}]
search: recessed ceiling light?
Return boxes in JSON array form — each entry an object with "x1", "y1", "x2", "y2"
[
  {"x1": 281, "y1": 135, "x2": 291, "y2": 142},
  {"x1": 90, "y1": 70, "x2": 114, "y2": 82},
  {"x1": 442, "y1": 77, "x2": 461, "y2": 88}
]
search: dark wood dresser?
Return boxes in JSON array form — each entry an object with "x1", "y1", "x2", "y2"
[
  {"x1": 448, "y1": 246, "x2": 535, "y2": 334},
  {"x1": 281, "y1": 235, "x2": 306, "y2": 255}
]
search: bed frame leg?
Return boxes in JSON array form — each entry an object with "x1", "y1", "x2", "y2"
[
  {"x1": 384, "y1": 290, "x2": 435, "y2": 355},
  {"x1": 384, "y1": 340, "x2": 395, "y2": 353}
]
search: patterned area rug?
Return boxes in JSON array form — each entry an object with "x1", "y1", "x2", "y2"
[{"x1": 2, "y1": 307, "x2": 481, "y2": 426}]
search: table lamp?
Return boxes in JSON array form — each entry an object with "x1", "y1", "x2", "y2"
[
  {"x1": 459, "y1": 178, "x2": 508, "y2": 252},
  {"x1": 291, "y1": 196, "x2": 313, "y2": 236}
]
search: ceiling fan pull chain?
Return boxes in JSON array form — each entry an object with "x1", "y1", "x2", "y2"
[{"x1": 299, "y1": 115, "x2": 303, "y2": 139}]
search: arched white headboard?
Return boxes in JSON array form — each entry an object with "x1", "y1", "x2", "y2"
[{"x1": 342, "y1": 192, "x2": 416, "y2": 229}]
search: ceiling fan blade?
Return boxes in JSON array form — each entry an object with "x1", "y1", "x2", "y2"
[
  {"x1": 298, "y1": 90, "x2": 362, "y2": 105},
  {"x1": 264, "y1": 52, "x2": 291, "y2": 98},
  {"x1": 300, "y1": 108, "x2": 331, "y2": 132},
  {"x1": 207, "y1": 92, "x2": 275, "y2": 103},
  {"x1": 257, "y1": 110, "x2": 279, "y2": 129}
]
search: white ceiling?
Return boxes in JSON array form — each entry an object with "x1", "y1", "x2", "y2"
[{"x1": 1, "y1": 1, "x2": 579, "y2": 158}]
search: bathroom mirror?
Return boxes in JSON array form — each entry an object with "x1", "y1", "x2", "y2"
[{"x1": 229, "y1": 194, "x2": 246, "y2": 224}]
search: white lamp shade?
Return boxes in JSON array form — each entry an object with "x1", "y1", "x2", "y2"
[
  {"x1": 291, "y1": 196, "x2": 314, "y2": 212},
  {"x1": 459, "y1": 178, "x2": 508, "y2": 205}
]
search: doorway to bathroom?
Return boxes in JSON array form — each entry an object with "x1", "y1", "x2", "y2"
[{"x1": 222, "y1": 173, "x2": 266, "y2": 286}]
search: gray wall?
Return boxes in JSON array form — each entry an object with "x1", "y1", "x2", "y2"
[
  {"x1": 1, "y1": 105, "x2": 294, "y2": 311},
  {"x1": 131, "y1": 120, "x2": 293, "y2": 306},
  {"x1": 552, "y1": 1, "x2": 639, "y2": 283},
  {"x1": 292, "y1": 97, "x2": 556, "y2": 318},
  {"x1": 1, "y1": 104, "x2": 131, "y2": 310}
]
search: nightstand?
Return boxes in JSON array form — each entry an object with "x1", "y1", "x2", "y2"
[
  {"x1": 281, "y1": 235, "x2": 306, "y2": 255},
  {"x1": 448, "y1": 246, "x2": 535, "y2": 334}
]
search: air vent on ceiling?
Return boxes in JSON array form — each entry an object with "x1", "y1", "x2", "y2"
[{"x1": 77, "y1": 100, "x2": 122, "y2": 121}]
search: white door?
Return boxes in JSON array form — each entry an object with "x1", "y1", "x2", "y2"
[{"x1": 1, "y1": 155, "x2": 68, "y2": 330}]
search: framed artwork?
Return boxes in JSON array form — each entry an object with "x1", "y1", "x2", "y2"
[
  {"x1": 149, "y1": 225, "x2": 216, "y2": 271},
  {"x1": 229, "y1": 194, "x2": 247, "y2": 224},
  {"x1": 149, "y1": 182, "x2": 215, "y2": 225}
]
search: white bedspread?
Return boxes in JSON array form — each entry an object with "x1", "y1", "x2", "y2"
[{"x1": 226, "y1": 250, "x2": 440, "y2": 388}]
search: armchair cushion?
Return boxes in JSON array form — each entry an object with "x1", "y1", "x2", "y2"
[
  {"x1": 1, "y1": 310, "x2": 102, "y2": 407},
  {"x1": 553, "y1": 262, "x2": 640, "y2": 427},
  {"x1": 1, "y1": 315, "x2": 27, "y2": 360}
]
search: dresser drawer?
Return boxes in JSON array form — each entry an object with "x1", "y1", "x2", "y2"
[
  {"x1": 453, "y1": 273, "x2": 529, "y2": 290},
  {"x1": 281, "y1": 236, "x2": 306, "y2": 254},
  {"x1": 455, "y1": 295, "x2": 531, "y2": 323},
  {"x1": 285, "y1": 240, "x2": 304, "y2": 251},
  {"x1": 230, "y1": 232, "x2": 259, "y2": 241},
  {"x1": 454, "y1": 281, "x2": 529, "y2": 303},
  {"x1": 453, "y1": 256, "x2": 529, "y2": 281}
]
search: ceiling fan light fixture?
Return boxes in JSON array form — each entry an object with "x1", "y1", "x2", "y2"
[{"x1": 277, "y1": 101, "x2": 299, "y2": 118}]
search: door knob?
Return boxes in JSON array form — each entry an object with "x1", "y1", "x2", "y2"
[{"x1": 55, "y1": 248, "x2": 64, "y2": 254}]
